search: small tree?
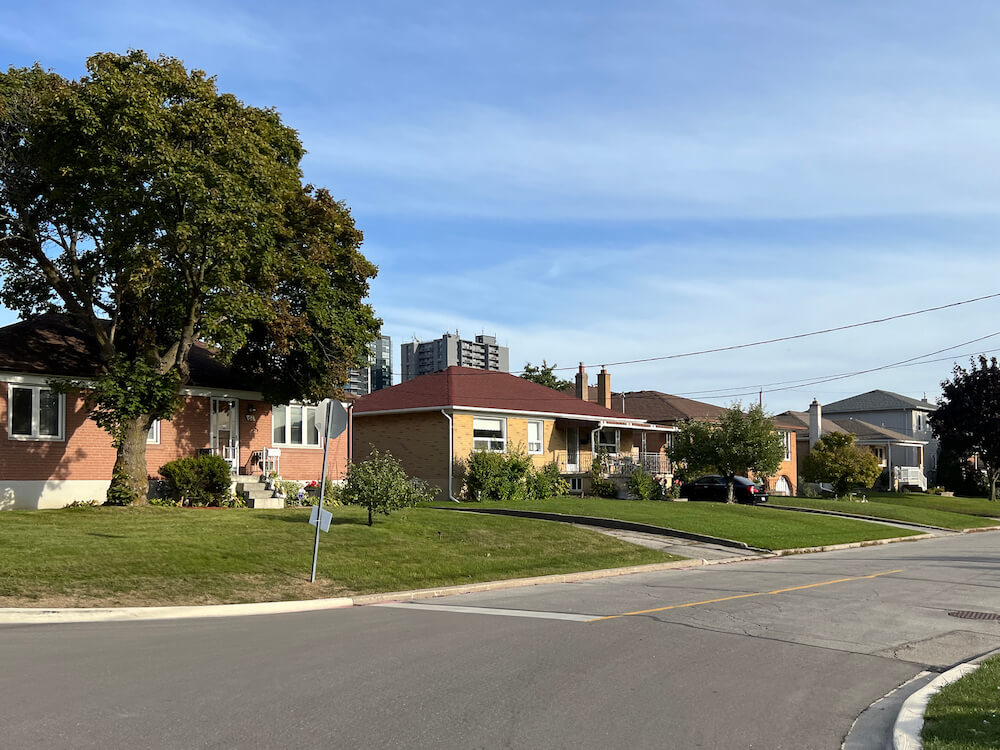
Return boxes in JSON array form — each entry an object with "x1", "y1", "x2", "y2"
[
  {"x1": 520, "y1": 361, "x2": 574, "y2": 392},
  {"x1": 801, "y1": 432, "x2": 881, "y2": 497},
  {"x1": 341, "y1": 448, "x2": 437, "y2": 525},
  {"x1": 930, "y1": 356, "x2": 1000, "y2": 501},
  {"x1": 670, "y1": 403, "x2": 785, "y2": 503}
]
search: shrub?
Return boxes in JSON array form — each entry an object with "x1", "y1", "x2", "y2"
[
  {"x1": 463, "y1": 449, "x2": 534, "y2": 502},
  {"x1": 526, "y1": 461, "x2": 570, "y2": 500},
  {"x1": 627, "y1": 466, "x2": 658, "y2": 501},
  {"x1": 148, "y1": 496, "x2": 179, "y2": 507},
  {"x1": 158, "y1": 454, "x2": 232, "y2": 507},
  {"x1": 589, "y1": 450, "x2": 618, "y2": 498},
  {"x1": 341, "y1": 447, "x2": 438, "y2": 525},
  {"x1": 64, "y1": 499, "x2": 101, "y2": 509}
]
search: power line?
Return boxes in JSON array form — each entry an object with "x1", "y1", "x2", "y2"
[
  {"x1": 676, "y1": 331, "x2": 1000, "y2": 397},
  {"x1": 547, "y1": 291, "x2": 1000, "y2": 372},
  {"x1": 678, "y1": 331, "x2": 1000, "y2": 403}
]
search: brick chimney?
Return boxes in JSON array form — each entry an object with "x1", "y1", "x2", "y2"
[
  {"x1": 597, "y1": 367, "x2": 611, "y2": 409},
  {"x1": 575, "y1": 363, "x2": 589, "y2": 401},
  {"x1": 808, "y1": 398, "x2": 822, "y2": 448}
]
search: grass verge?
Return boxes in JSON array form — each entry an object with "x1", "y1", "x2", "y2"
[
  {"x1": 0, "y1": 505, "x2": 679, "y2": 607},
  {"x1": 864, "y1": 492, "x2": 1000, "y2": 519},
  {"x1": 772, "y1": 497, "x2": 996, "y2": 530},
  {"x1": 922, "y1": 654, "x2": 1000, "y2": 750},
  {"x1": 441, "y1": 496, "x2": 920, "y2": 550}
]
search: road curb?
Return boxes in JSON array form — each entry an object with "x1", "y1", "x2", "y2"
[
  {"x1": 0, "y1": 597, "x2": 356, "y2": 625},
  {"x1": 767, "y1": 504, "x2": 954, "y2": 531},
  {"x1": 891, "y1": 654, "x2": 994, "y2": 750},
  {"x1": 772, "y1": 533, "x2": 935, "y2": 556},
  {"x1": 0, "y1": 559, "x2": 708, "y2": 625}
]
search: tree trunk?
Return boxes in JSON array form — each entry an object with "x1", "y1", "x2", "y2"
[
  {"x1": 726, "y1": 476, "x2": 735, "y2": 504},
  {"x1": 108, "y1": 415, "x2": 151, "y2": 505},
  {"x1": 368, "y1": 506, "x2": 373, "y2": 526},
  {"x1": 990, "y1": 469, "x2": 999, "y2": 502}
]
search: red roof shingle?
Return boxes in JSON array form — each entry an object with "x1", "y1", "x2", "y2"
[{"x1": 354, "y1": 367, "x2": 638, "y2": 420}]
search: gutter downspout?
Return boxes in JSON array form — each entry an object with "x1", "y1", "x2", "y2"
[{"x1": 441, "y1": 409, "x2": 460, "y2": 502}]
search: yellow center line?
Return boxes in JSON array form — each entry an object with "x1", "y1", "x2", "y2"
[{"x1": 587, "y1": 569, "x2": 903, "y2": 622}]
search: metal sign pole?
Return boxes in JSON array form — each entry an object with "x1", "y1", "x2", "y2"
[{"x1": 310, "y1": 400, "x2": 334, "y2": 583}]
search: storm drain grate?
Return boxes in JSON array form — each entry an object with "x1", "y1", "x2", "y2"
[{"x1": 948, "y1": 610, "x2": 1000, "y2": 621}]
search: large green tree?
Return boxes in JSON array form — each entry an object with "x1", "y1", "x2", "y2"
[
  {"x1": 801, "y1": 432, "x2": 881, "y2": 496},
  {"x1": 0, "y1": 52, "x2": 380, "y2": 504},
  {"x1": 930, "y1": 356, "x2": 1000, "y2": 501},
  {"x1": 669, "y1": 403, "x2": 785, "y2": 503},
  {"x1": 520, "y1": 360, "x2": 574, "y2": 392}
]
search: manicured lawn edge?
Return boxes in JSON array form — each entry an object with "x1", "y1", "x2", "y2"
[
  {"x1": 0, "y1": 506, "x2": 681, "y2": 607},
  {"x1": 435, "y1": 506, "x2": 768, "y2": 551},
  {"x1": 770, "y1": 497, "x2": 999, "y2": 531},
  {"x1": 917, "y1": 652, "x2": 1000, "y2": 750},
  {"x1": 442, "y1": 497, "x2": 919, "y2": 551}
]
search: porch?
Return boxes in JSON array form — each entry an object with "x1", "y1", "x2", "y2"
[{"x1": 550, "y1": 451, "x2": 672, "y2": 476}]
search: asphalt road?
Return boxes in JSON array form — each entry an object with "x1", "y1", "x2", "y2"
[{"x1": 3, "y1": 532, "x2": 1000, "y2": 750}]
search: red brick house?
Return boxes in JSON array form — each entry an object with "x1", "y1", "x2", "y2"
[{"x1": 0, "y1": 315, "x2": 350, "y2": 509}]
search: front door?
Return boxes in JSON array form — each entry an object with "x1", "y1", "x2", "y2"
[
  {"x1": 211, "y1": 398, "x2": 239, "y2": 472},
  {"x1": 566, "y1": 427, "x2": 580, "y2": 473}
]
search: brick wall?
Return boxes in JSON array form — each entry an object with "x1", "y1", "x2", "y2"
[
  {"x1": 353, "y1": 411, "x2": 450, "y2": 497},
  {"x1": 0, "y1": 383, "x2": 347, "y2": 484}
]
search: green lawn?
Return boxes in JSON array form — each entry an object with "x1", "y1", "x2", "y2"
[
  {"x1": 771, "y1": 497, "x2": 996, "y2": 530},
  {"x1": 441, "y1": 496, "x2": 921, "y2": 550},
  {"x1": 922, "y1": 655, "x2": 1000, "y2": 750},
  {"x1": 864, "y1": 492, "x2": 1000, "y2": 519},
  {"x1": 0, "y1": 505, "x2": 678, "y2": 607}
]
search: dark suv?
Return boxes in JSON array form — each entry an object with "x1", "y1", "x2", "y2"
[{"x1": 680, "y1": 475, "x2": 768, "y2": 504}]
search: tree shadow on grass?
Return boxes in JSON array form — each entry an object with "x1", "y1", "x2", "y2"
[{"x1": 254, "y1": 513, "x2": 370, "y2": 526}]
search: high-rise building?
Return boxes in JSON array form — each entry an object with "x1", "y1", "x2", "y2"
[
  {"x1": 344, "y1": 335, "x2": 393, "y2": 396},
  {"x1": 400, "y1": 332, "x2": 509, "y2": 382}
]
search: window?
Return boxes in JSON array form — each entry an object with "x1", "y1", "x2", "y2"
[
  {"x1": 147, "y1": 420, "x2": 161, "y2": 445},
  {"x1": 272, "y1": 404, "x2": 321, "y2": 446},
  {"x1": 871, "y1": 446, "x2": 887, "y2": 465},
  {"x1": 527, "y1": 420, "x2": 544, "y2": 454},
  {"x1": 473, "y1": 416, "x2": 506, "y2": 452},
  {"x1": 8, "y1": 385, "x2": 64, "y2": 440},
  {"x1": 779, "y1": 431, "x2": 791, "y2": 461},
  {"x1": 596, "y1": 428, "x2": 620, "y2": 455}
]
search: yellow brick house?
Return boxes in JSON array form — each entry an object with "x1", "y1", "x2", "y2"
[{"x1": 352, "y1": 367, "x2": 674, "y2": 500}]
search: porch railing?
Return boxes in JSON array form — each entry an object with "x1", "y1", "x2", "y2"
[{"x1": 552, "y1": 452, "x2": 672, "y2": 476}]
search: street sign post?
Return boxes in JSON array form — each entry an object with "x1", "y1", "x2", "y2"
[
  {"x1": 309, "y1": 503, "x2": 333, "y2": 532},
  {"x1": 309, "y1": 399, "x2": 350, "y2": 583}
]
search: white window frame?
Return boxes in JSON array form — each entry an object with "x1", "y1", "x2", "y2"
[
  {"x1": 780, "y1": 431, "x2": 791, "y2": 461},
  {"x1": 596, "y1": 428, "x2": 620, "y2": 455},
  {"x1": 7, "y1": 384, "x2": 65, "y2": 441},
  {"x1": 473, "y1": 416, "x2": 507, "y2": 453},
  {"x1": 527, "y1": 420, "x2": 544, "y2": 454},
  {"x1": 147, "y1": 419, "x2": 161, "y2": 445},
  {"x1": 272, "y1": 403, "x2": 323, "y2": 448}
]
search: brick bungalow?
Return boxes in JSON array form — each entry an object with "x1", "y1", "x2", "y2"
[
  {"x1": 0, "y1": 315, "x2": 350, "y2": 509},
  {"x1": 352, "y1": 366, "x2": 674, "y2": 500}
]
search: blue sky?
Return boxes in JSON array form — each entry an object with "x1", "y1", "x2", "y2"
[{"x1": 4, "y1": 1, "x2": 1000, "y2": 413}]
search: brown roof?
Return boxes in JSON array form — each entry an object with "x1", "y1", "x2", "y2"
[
  {"x1": 355, "y1": 367, "x2": 643, "y2": 422},
  {"x1": 609, "y1": 390, "x2": 727, "y2": 424},
  {"x1": 0, "y1": 313, "x2": 259, "y2": 391},
  {"x1": 778, "y1": 410, "x2": 923, "y2": 444}
]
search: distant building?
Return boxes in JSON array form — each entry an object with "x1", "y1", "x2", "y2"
[
  {"x1": 344, "y1": 335, "x2": 393, "y2": 397},
  {"x1": 400, "y1": 332, "x2": 509, "y2": 382}
]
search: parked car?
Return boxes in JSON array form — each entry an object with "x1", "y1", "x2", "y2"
[{"x1": 680, "y1": 475, "x2": 768, "y2": 504}]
